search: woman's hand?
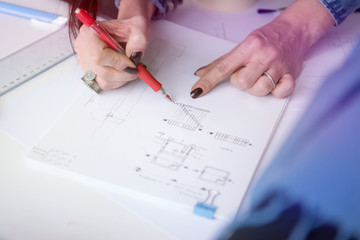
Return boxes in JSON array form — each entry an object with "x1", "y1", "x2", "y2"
[
  {"x1": 73, "y1": 0, "x2": 154, "y2": 90},
  {"x1": 191, "y1": 0, "x2": 335, "y2": 99}
]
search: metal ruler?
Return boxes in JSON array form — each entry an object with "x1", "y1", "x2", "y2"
[{"x1": 0, "y1": 25, "x2": 74, "y2": 96}]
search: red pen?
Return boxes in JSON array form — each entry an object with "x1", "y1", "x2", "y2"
[{"x1": 75, "y1": 8, "x2": 173, "y2": 102}]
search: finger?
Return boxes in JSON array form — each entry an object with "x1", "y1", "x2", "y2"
[
  {"x1": 96, "y1": 80, "x2": 128, "y2": 90},
  {"x1": 246, "y1": 70, "x2": 279, "y2": 96},
  {"x1": 190, "y1": 52, "x2": 243, "y2": 98},
  {"x1": 94, "y1": 47, "x2": 137, "y2": 72},
  {"x1": 193, "y1": 50, "x2": 235, "y2": 77},
  {"x1": 193, "y1": 65, "x2": 208, "y2": 77},
  {"x1": 190, "y1": 62, "x2": 233, "y2": 98},
  {"x1": 101, "y1": 17, "x2": 149, "y2": 65},
  {"x1": 230, "y1": 62, "x2": 267, "y2": 90},
  {"x1": 74, "y1": 25, "x2": 138, "y2": 75},
  {"x1": 75, "y1": 24, "x2": 110, "y2": 51},
  {"x1": 92, "y1": 66, "x2": 138, "y2": 90},
  {"x1": 126, "y1": 22, "x2": 149, "y2": 65},
  {"x1": 271, "y1": 73, "x2": 295, "y2": 98}
]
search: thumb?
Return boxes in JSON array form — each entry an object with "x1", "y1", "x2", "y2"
[{"x1": 125, "y1": 19, "x2": 149, "y2": 65}]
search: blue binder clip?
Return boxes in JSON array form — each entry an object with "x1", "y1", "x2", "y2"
[{"x1": 194, "y1": 189, "x2": 220, "y2": 219}]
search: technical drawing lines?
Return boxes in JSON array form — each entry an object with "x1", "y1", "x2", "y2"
[
  {"x1": 32, "y1": 147, "x2": 76, "y2": 168},
  {"x1": 83, "y1": 82, "x2": 147, "y2": 140},
  {"x1": 164, "y1": 103, "x2": 210, "y2": 131},
  {"x1": 84, "y1": 85, "x2": 135, "y2": 124},
  {"x1": 152, "y1": 138, "x2": 196, "y2": 171},
  {"x1": 214, "y1": 132, "x2": 252, "y2": 146},
  {"x1": 199, "y1": 166, "x2": 230, "y2": 186}
]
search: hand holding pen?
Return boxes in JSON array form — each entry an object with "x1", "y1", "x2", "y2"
[{"x1": 74, "y1": 8, "x2": 173, "y2": 102}]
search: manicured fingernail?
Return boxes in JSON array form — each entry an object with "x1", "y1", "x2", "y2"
[
  {"x1": 194, "y1": 66, "x2": 205, "y2": 76},
  {"x1": 130, "y1": 51, "x2": 142, "y2": 65},
  {"x1": 123, "y1": 66, "x2": 138, "y2": 74},
  {"x1": 190, "y1": 88, "x2": 203, "y2": 99}
]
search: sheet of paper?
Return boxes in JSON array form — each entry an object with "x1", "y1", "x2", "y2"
[
  {"x1": 99, "y1": 12, "x2": 360, "y2": 238},
  {"x1": 26, "y1": 20, "x2": 287, "y2": 220},
  {"x1": 0, "y1": 57, "x2": 84, "y2": 147}
]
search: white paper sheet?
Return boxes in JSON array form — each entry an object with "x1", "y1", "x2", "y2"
[
  {"x1": 0, "y1": 57, "x2": 84, "y2": 147},
  {"x1": 26, "y1": 20, "x2": 287, "y2": 221}
]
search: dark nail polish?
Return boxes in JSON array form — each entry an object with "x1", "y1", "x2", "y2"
[
  {"x1": 194, "y1": 66, "x2": 205, "y2": 76},
  {"x1": 130, "y1": 51, "x2": 142, "y2": 65},
  {"x1": 190, "y1": 88, "x2": 203, "y2": 99},
  {"x1": 123, "y1": 66, "x2": 138, "y2": 74}
]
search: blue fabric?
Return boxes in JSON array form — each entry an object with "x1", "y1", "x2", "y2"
[
  {"x1": 149, "y1": 0, "x2": 167, "y2": 17},
  {"x1": 114, "y1": 0, "x2": 167, "y2": 18},
  {"x1": 114, "y1": 0, "x2": 120, "y2": 8},
  {"x1": 318, "y1": 0, "x2": 360, "y2": 25},
  {"x1": 218, "y1": 37, "x2": 360, "y2": 239},
  {"x1": 115, "y1": 0, "x2": 360, "y2": 23}
]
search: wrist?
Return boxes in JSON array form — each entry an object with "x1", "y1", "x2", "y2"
[
  {"x1": 276, "y1": 0, "x2": 335, "y2": 51},
  {"x1": 117, "y1": 0, "x2": 155, "y2": 21}
]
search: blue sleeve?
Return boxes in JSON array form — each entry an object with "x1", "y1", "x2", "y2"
[
  {"x1": 218, "y1": 37, "x2": 360, "y2": 239},
  {"x1": 149, "y1": 0, "x2": 167, "y2": 18},
  {"x1": 318, "y1": 0, "x2": 360, "y2": 25},
  {"x1": 114, "y1": 0, "x2": 168, "y2": 18},
  {"x1": 150, "y1": 0, "x2": 183, "y2": 19}
]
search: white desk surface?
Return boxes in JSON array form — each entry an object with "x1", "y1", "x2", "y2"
[{"x1": 1, "y1": 0, "x2": 359, "y2": 239}]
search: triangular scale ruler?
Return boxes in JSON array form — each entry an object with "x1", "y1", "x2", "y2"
[{"x1": 0, "y1": 25, "x2": 74, "y2": 96}]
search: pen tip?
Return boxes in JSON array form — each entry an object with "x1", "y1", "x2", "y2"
[
  {"x1": 166, "y1": 95, "x2": 174, "y2": 103},
  {"x1": 159, "y1": 87, "x2": 174, "y2": 103}
]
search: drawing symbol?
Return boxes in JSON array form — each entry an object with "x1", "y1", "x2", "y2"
[
  {"x1": 152, "y1": 138, "x2": 195, "y2": 171},
  {"x1": 214, "y1": 132, "x2": 252, "y2": 146},
  {"x1": 199, "y1": 166, "x2": 230, "y2": 186},
  {"x1": 164, "y1": 103, "x2": 210, "y2": 131},
  {"x1": 32, "y1": 147, "x2": 75, "y2": 168}
]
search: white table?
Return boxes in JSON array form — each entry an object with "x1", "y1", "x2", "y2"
[{"x1": 1, "y1": 0, "x2": 358, "y2": 239}]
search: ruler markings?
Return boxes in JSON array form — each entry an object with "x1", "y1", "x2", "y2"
[{"x1": 0, "y1": 26, "x2": 74, "y2": 96}]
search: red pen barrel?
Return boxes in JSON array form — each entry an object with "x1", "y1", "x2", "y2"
[
  {"x1": 136, "y1": 64, "x2": 162, "y2": 92},
  {"x1": 76, "y1": 8, "x2": 123, "y2": 52}
]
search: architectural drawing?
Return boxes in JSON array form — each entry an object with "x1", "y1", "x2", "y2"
[
  {"x1": 164, "y1": 103, "x2": 210, "y2": 131},
  {"x1": 199, "y1": 166, "x2": 230, "y2": 186},
  {"x1": 31, "y1": 147, "x2": 76, "y2": 168},
  {"x1": 26, "y1": 21, "x2": 292, "y2": 220},
  {"x1": 82, "y1": 81, "x2": 146, "y2": 140},
  {"x1": 152, "y1": 138, "x2": 195, "y2": 170},
  {"x1": 213, "y1": 132, "x2": 252, "y2": 147},
  {"x1": 146, "y1": 132, "x2": 205, "y2": 170}
]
